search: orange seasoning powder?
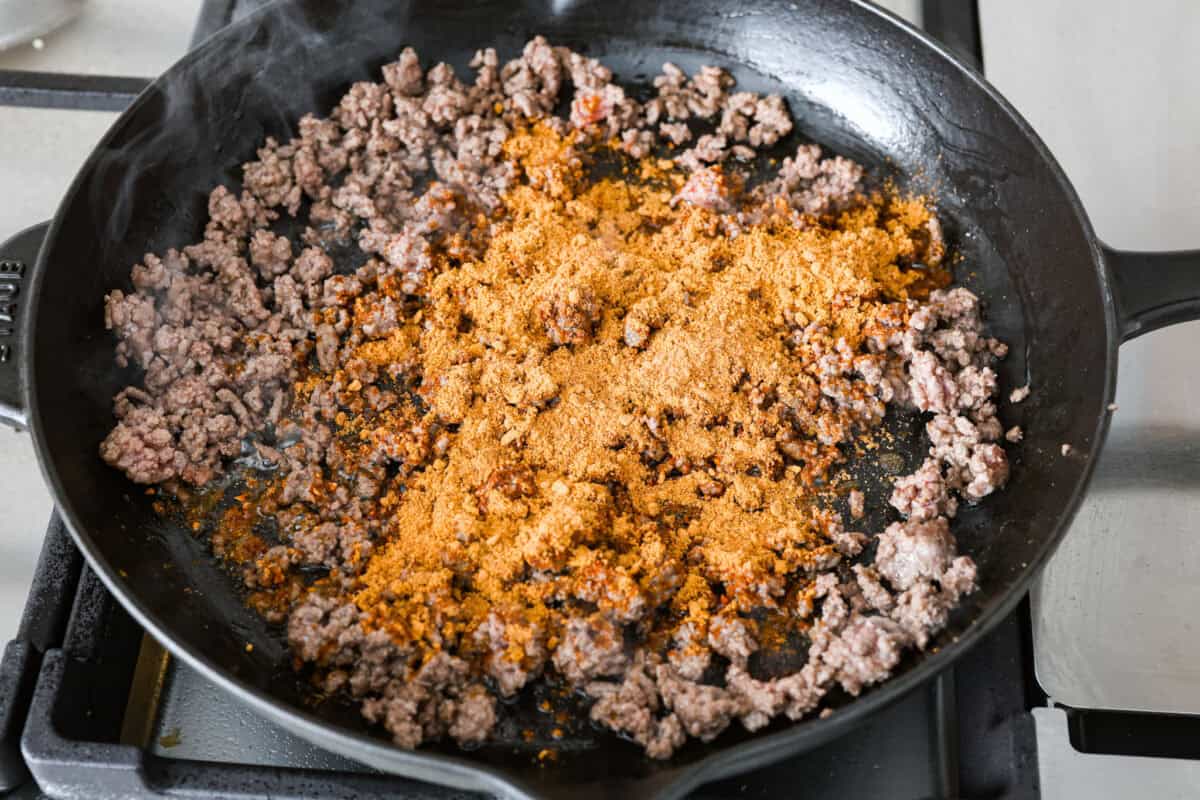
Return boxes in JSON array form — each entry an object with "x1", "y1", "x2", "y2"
[{"x1": 298, "y1": 123, "x2": 953, "y2": 665}]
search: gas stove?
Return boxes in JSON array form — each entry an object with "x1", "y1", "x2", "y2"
[{"x1": 0, "y1": 2, "x2": 1195, "y2": 798}]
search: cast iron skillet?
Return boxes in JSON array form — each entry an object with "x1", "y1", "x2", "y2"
[{"x1": 2, "y1": 1, "x2": 1199, "y2": 797}]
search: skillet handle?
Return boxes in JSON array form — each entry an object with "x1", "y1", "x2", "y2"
[
  {"x1": 0, "y1": 221, "x2": 48, "y2": 431},
  {"x1": 1105, "y1": 245, "x2": 1200, "y2": 342}
]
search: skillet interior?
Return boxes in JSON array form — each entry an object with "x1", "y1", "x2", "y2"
[{"x1": 22, "y1": 0, "x2": 1112, "y2": 795}]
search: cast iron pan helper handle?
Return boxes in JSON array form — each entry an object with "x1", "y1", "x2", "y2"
[
  {"x1": 1105, "y1": 245, "x2": 1200, "y2": 341},
  {"x1": 0, "y1": 222, "x2": 47, "y2": 431}
]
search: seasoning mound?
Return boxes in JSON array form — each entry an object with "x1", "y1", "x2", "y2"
[{"x1": 100, "y1": 39, "x2": 1014, "y2": 759}]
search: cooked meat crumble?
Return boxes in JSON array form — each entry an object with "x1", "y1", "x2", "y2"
[{"x1": 100, "y1": 38, "x2": 1016, "y2": 759}]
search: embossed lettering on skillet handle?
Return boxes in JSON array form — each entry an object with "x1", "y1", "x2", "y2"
[{"x1": 0, "y1": 222, "x2": 51, "y2": 430}]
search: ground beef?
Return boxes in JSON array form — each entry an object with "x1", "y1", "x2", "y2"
[
  {"x1": 890, "y1": 458, "x2": 957, "y2": 521},
  {"x1": 811, "y1": 613, "x2": 907, "y2": 696},
  {"x1": 667, "y1": 621, "x2": 712, "y2": 681},
  {"x1": 962, "y1": 442, "x2": 1010, "y2": 499},
  {"x1": 926, "y1": 413, "x2": 980, "y2": 466},
  {"x1": 874, "y1": 516, "x2": 966, "y2": 595},
  {"x1": 314, "y1": 324, "x2": 339, "y2": 372},
  {"x1": 707, "y1": 614, "x2": 758, "y2": 668},
  {"x1": 360, "y1": 653, "x2": 498, "y2": 749},
  {"x1": 287, "y1": 594, "x2": 365, "y2": 666},
  {"x1": 748, "y1": 95, "x2": 793, "y2": 146},
  {"x1": 345, "y1": 629, "x2": 410, "y2": 697},
  {"x1": 852, "y1": 565, "x2": 895, "y2": 613},
  {"x1": 674, "y1": 166, "x2": 733, "y2": 212},
  {"x1": 656, "y1": 664, "x2": 743, "y2": 742},
  {"x1": 552, "y1": 615, "x2": 628, "y2": 684},
  {"x1": 759, "y1": 143, "x2": 865, "y2": 216},
  {"x1": 727, "y1": 665, "x2": 787, "y2": 731},
  {"x1": 658, "y1": 121, "x2": 691, "y2": 145},
  {"x1": 908, "y1": 350, "x2": 960, "y2": 414},
  {"x1": 448, "y1": 684, "x2": 498, "y2": 746},
  {"x1": 956, "y1": 365, "x2": 998, "y2": 411},
  {"x1": 100, "y1": 37, "x2": 1017, "y2": 761},
  {"x1": 248, "y1": 230, "x2": 292, "y2": 279},
  {"x1": 893, "y1": 582, "x2": 948, "y2": 649},
  {"x1": 642, "y1": 713, "x2": 687, "y2": 759},
  {"x1": 473, "y1": 611, "x2": 547, "y2": 697},
  {"x1": 588, "y1": 657, "x2": 688, "y2": 759},
  {"x1": 99, "y1": 405, "x2": 181, "y2": 484},
  {"x1": 573, "y1": 563, "x2": 648, "y2": 623},
  {"x1": 289, "y1": 520, "x2": 372, "y2": 570},
  {"x1": 681, "y1": 133, "x2": 729, "y2": 169}
]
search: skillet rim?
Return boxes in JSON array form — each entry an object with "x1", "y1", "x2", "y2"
[{"x1": 18, "y1": 0, "x2": 1118, "y2": 796}]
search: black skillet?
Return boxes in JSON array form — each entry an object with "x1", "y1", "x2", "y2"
[{"x1": 2, "y1": 1, "x2": 1199, "y2": 797}]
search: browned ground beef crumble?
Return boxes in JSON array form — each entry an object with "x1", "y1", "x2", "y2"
[{"x1": 101, "y1": 38, "x2": 1013, "y2": 758}]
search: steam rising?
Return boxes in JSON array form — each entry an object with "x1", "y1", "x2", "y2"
[{"x1": 88, "y1": 1, "x2": 413, "y2": 254}]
